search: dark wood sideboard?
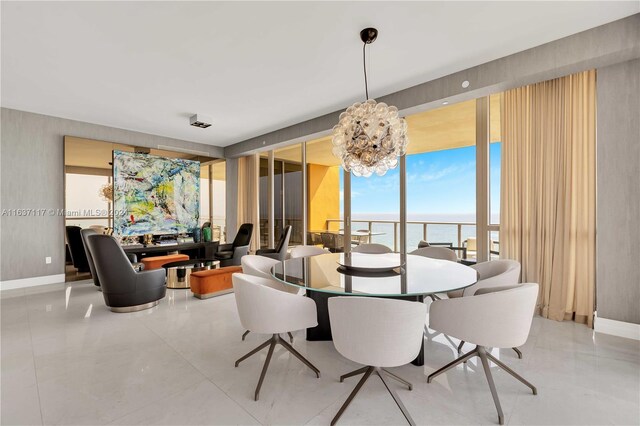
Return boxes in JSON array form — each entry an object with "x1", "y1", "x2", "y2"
[{"x1": 122, "y1": 241, "x2": 220, "y2": 260}]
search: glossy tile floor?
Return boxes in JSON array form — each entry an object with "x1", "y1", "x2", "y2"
[{"x1": 2, "y1": 281, "x2": 639, "y2": 425}]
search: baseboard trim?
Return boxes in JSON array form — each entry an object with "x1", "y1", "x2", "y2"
[
  {"x1": 594, "y1": 315, "x2": 640, "y2": 341},
  {"x1": 0, "y1": 274, "x2": 65, "y2": 291}
]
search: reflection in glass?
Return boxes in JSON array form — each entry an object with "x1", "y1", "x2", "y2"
[{"x1": 306, "y1": 138, "x2": 344, "y2": 251}]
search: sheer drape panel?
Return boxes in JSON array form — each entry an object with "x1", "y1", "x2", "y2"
[
  {"x1": 237, "y1": 154, "x2": 261, "y2": 253},
  {"x1": 500, "y1": 70, "x2": 596, "y2": 326}
]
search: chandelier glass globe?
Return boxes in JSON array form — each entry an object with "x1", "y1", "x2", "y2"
[
  {"x1": 332, "y1": 99, "x2": 409, "y2": 177},
  {"x1": 332, "y1": 28, "x2": 409, "y2": 177}
]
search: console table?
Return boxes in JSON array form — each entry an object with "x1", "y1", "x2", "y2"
[{"x1": 122, "y1": 241, "x2": 219, "y2": 260}]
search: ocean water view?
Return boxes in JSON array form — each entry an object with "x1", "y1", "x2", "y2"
[
  {"x1": 332, "y1": 143, "x2": 503, "y2": 251},
  {"x1": 338, "y1": 213, "x2": 499, "y2": 251}
]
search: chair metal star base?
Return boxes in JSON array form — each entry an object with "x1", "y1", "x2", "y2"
[
  {"x1": 457, "y1": 341, "x2": 523, "y2": 359},
  {"x1": 235, "y1": 333, "x2": 320, "y2": 401},
  {"x1": 241, "y1": 330, "x2": 293, "y2": 343},
  {"x1": 332, "y1": 366, "x2": 415, "y2": 426},
  {"x1": 427, "y1": 345, "x2": 537, "y2": 425}
]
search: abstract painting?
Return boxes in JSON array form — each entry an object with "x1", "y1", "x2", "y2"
[{"x1": 113, "y1": 150, "x2": 200, "y2": 236}]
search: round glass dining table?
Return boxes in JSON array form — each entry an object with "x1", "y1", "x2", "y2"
[{"x1": 271, "y1": 252, "x2": 478, "y2": 366}]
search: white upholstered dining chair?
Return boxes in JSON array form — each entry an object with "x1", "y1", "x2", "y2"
[
  {"x1": 351, "y1": 243, "x2": 393, "y2": 254},
  {"x1": 409, "y1": 247, "x2": 458, "y2": 302},
  {"x1": 232, "y1": 273, "x2": 320, "y2": 401},
  {"x1": 240, "y1": 255, "x2": 300, "y2": 342},
  {"x1": 410, "y1": 246, "x2": 458, "y2": 262},
  {"x1": 449, "y1": 259, "x2": 523, "y2": 358},
  {"x1": 427, "y1": 283, "x2": 539, "y2": 425},
  {"x1": 329, "y1": 296, "x2": 427, "y2": 425},
  {"x1": 290, "y1": 245, "x2": 328, "y2": 258},
  {"x1": 241, "y1": 254, "x2": 299, "y2": 294},
  {"x1": 448, "y1": 259, "x2": 521, "y2": 298}
]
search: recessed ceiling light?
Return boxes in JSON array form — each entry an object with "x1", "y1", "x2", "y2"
[
  {"x1": 442, "y1": 101, "x2": 449, "y2": 105},
  {"x1": 462, "y1": 80, "x2": 470, "y2": 89}
]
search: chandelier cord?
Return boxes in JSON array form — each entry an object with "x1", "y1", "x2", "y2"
[{"x1": 363, "y1": 42, "x2": 369, "y2": 100}]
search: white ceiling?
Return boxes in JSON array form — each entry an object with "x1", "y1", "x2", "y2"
[{"x1": 2, "y1": 2, "x2": 638, "y2": 147}]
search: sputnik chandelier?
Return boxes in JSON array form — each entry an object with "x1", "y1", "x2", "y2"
[{"x1": 332, "y1": 28, "x2": 409, "y2": 177}]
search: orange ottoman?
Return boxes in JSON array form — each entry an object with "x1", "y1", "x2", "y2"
[
  {"x1": 142, "y1": 254, "x2": 189, "y2": 270},
  {"x1": 190, "y1": 266, "x2": 242, "y2": 299}
]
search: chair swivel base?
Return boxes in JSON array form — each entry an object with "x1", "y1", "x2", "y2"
[
  {"x1": 427, "y1": 345, "x2": 537, "y2": 425},
  {"x1": 109, "y1": 300, "x2": 160, "y2": 313},
  {"x1": 241, "y1": 330, "x2": 293, "y2": 343},
  {"x1": 235, "y1": 333, "x2": 320, "y2": 401},
  {"x1": 333, "y1": 366, "x2": 415, "y2": 426},
  {"x1": 458, "y1": 341, "x2": 523, "y2": 359}
]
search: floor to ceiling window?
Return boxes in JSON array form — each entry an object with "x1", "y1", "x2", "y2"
[
  {"x1": 259, "y1": 154, "x2": 270, "y2": 248},
  {"x1": 275, "y1": 144, "x2": 303, "y2": 246},
  {"x1": 256, "y1": 93, "x2": 501, "y2": 257},
  {"x1": 489, "y1": 93, "x2": 502, "y2": 259},
  {"x1": 200, "y1": 160, "x2": 227, "y2": 242},
  {"x1": 200, "y1": 164, "x2": 211, "y2": 227},
  {"x1": 404, "y1": 99, "x2": 477, "y2": 256},
  {"x1": 259, "y1": 145, "x2": 304, "y2": 249},
  {"x1": 349, "y1": 163, "x2": 400, "y2": 251},
  {"x1": 211, "y1": 160, "x2": 227, "y2": 243}
]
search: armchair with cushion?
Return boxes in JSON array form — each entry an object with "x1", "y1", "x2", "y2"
[
  {"x1": 81, "y1": 228, "x2": 142, "y2": 289},
  {"x1": 86, "y1": 234, "x2": 166, "y2": 312},
  {"x1": 256, "y1": 225, "x2": 291, "y2": 261},
  {"x1": 214, "y1": 223, "x2": 253, "y2": 267}
]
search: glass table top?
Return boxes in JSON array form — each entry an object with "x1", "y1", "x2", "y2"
[{"x1": 271, "y1": 253, "x2": 478, "y2": 297}]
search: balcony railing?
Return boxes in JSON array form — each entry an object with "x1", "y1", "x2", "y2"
[{"x1": 325, "y1": 218, "x2": 480, "y2": 253}]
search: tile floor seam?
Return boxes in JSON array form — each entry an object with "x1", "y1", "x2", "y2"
[
  {"x1": 505, "y1": 393, "x2": 522, "y2": 425},
  {"x1": 139, "y1": 317, "x2": 353, "y2": 426},
  {"x1": 97, "y1": 316, "x2": 216, "y2": 426},
  {"x1": 294, "y1": 375, "x2": 359, "y2": 426},
  {"x1": 24, "y1": 292, "x2": 46, "y2": 426},
  {"x1": 201, "y1": 375, "x2": 269, "y2": 426},
  {"x1": 102, "y1": 377, "x2": 240, "y2": 426},
  {"x1": 135, "y1": 312, "x2": 264, "y2": 426}
]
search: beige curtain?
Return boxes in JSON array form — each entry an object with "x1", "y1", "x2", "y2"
[
  {"x1": 236, "y1": 154, "x2": 260, "y2": 253},
  {"x1": 500, "y1": 70, "x2": 596, "y2": 327}
]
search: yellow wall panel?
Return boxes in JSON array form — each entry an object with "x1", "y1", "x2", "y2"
[{"x1": 308, "y1": 164, "x2": 340, "y2": 231}]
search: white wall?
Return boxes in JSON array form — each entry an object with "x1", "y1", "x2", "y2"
[{"x1": 596, "y1": 59, "x2": 640, "y2": 325}]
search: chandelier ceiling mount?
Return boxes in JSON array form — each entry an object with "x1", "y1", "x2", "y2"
[{"x1": 360, "y1": 27, "x2": 378, "y2": 45}]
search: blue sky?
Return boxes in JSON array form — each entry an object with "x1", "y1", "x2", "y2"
[{"x1": 340, "y1": 143, "x2": 501, "y2": 221}]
